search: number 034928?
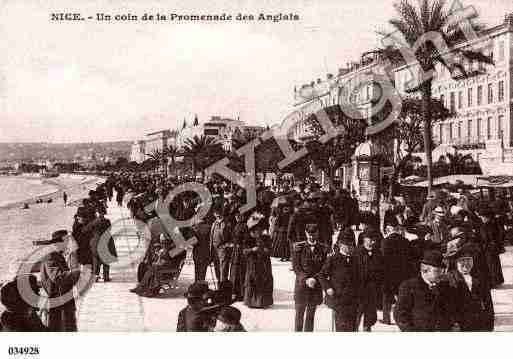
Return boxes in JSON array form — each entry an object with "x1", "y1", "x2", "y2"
[{"x1": 8, "y1": 346, "x2": 40, "y2": 356}]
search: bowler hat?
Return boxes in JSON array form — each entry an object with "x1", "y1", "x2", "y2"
[
  {"x1": 217, "y1": 306, "x2": 241, "y2": 325},
  {"x1": 421, "y1": 250, "x2": 445, "y2": 268},
  {"x1": 184, "y1": 282, "x2": 209, "y2": 299}
]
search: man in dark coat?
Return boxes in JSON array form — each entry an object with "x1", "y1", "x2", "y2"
[
  {"x1": 447, "y1": 244, "x2": 494, "y2": 331},
  {"x1": 354, "y1": 230, "x2": 384, "y2": 331},
  {"x1": 382, "y1": 217, "x2": 414, "y2": 324},
  {"x1": 292, "y1": 223, "x2": 329, "y2": 331},
  {"x1": 40, "y1": 230, "x2": 81, "y2": 332},
  {"x1": 209, "y1": 206, "x2": 233, "y2": 283},
  {"x1": 93, "y1": 211, "x2": 117, "y2": 282},
  {"x1": 318, "y1": 229, "x2": 359, "y2": 331},
  {"x1": 192, "y1": 216, "x2": 213, "y2": 282},
  {"x1": 394, "y1": 250, "x2": 454, "y2": 331}
]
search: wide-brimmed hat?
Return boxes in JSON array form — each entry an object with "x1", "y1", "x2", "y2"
[
  {"x1": 49, "y1": 230, "x2": 68, "y2": 244},
  {"x1": 421, "y1": 250, "x2": 445, "y2": 268},
  {"x1": 217, "y1": 306, "x2": 241, "y2": 325},
  {"x1": 184, "y1": 282, "x2": 209, "y2": 299},
  {"x1": 247, "y1": 212, "x2": 265, "y2": 231}
]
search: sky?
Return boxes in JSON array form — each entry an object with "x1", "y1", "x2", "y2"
[{"x1": 1, "y1": 0, "x2": 512, "y2": 143}]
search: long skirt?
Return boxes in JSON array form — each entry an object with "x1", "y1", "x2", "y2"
[
  {"x1": 229, "y1": 246, "x2": 246, "y2": 300},
  {"x1": 243, "y1": 254, "x2": 274, "y2": 308},
  {"x1": 485, "y1": 250, "x2": 504, "y2": 288},
  {"x1": 271, "y1": 226, "x2": 290, "y2": 259}
]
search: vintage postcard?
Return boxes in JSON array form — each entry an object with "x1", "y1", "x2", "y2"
[{"x1": 1, "y1": 0, "x2": 513, "y2": 357}]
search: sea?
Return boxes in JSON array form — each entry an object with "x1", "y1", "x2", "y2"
[{"x1": 0, "y1": 176, "x2": 59, "y2": 208}]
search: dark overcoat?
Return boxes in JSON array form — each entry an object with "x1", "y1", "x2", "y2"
[
  {"x1": 447, "y1": 271, "x2": 494, "y2": 331},
  {"x1": 318, "y1": 252, "x2": 359, "y2": 313},
  {"x1": 394, "y1": 277, "x2": 454, "y2": 331},
  {"x1": 292, "y1": 242, "x2": 328, "y2": 305},
  {"x1": 382, "y1": 233, "x2": 415, "y2": 296}
]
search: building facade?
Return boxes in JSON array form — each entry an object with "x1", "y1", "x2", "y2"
[{"x1": 394, "y1": 13, "x2": 513, "y2": 174}]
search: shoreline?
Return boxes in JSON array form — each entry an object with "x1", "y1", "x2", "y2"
[{"x1": 0, "y1": 174, "x2": 105, "y2": 211}]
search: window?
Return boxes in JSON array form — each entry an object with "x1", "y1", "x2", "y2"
[
  {"x1": 487, "y1": 117, "x2": 492, "y2": 139},
  {"x1": 439, "y1": 123, "x2": 443, "y2": 143},
  {"x1": 477, "y1": 85, "x2": 483, "y2": 105},
  {"x1": 468, "y1": 119, "x2": 472, "y2": 139},
  {"x1": 440, "y1": 94, "x2": 445, "y2": 107},
  {"x1": 468, "y1": 87, "x2": 473, "y2": 107},
  {"x1": 449, "y1": 123, "x2": 453, "y2": 140},
  {"x1": 458, "y1": 122, "x2": 462, "y2": 139},
  {"x1": 477, "y1": 118, "x2": 482, "y2": 138},
  {"x1": 498, "y1": 115, "x2": 504, "y2": 139},
  {"x1": 458, "y1": 91, "x2": 463, "y2": 109},
  {"x1": 499, "y1": 41, "x2": 505, "y2": 62},
  {"x1": 488, "y1": 83, "x2": 494, "y2": 104},
  {"x1": 499, "y1": 81, "x2": 505, "y2": 102},
  {"x1": 450, "y1": 92, "x2": 456, "y2": 112}
]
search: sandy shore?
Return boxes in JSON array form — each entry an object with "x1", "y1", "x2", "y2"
[{"x1": 0, "y1": 174, "x2": 104, "y2": 284}]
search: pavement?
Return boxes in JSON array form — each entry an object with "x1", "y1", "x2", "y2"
[{"x1": 76, "y1": 201, "x2": 513, "y2": 332}]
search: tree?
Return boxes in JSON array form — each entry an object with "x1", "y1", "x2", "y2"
[
  {"x1": 304, "y1": 105, "x2": 367, "y2": 188},
  {"x1": 372, "y1": 96, "x2": 452, "y2": 197},
  {"x1": 383, "y1": 0, "x2": 493, "y2": 194},
  {"x1": 146, "y1": 149, "x2": 164, "y2": 174},
  {"x1": 183, "y1": 135, "x2": 225, "y2": 181},
  {"x1": 163, "y1": 144, "x2": 179, "y2": 177}
]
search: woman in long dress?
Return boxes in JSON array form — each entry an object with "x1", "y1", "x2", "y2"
[
  {"x1": 230, "y1": 212, "x2": 249, "y2": 301},
  {"x1": 271, "y1": 199, "x2": 293, "y2": 261},
  {"x1": 243, "y1": 212, "x2": 274, "y2": 308}
]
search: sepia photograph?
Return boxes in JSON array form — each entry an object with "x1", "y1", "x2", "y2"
[{"x1": 1, "y1": 0, "x2": 513, "y2": 357}]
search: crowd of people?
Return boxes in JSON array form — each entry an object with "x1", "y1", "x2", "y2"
[{"x1": 0, "y1": 170, "x2": 510, "y2": 332}]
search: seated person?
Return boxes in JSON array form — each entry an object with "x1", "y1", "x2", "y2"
[{"x1": 130, "y1": 234, "x2": 185, "y2": 296}]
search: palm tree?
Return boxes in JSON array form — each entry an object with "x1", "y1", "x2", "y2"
[
  {"x1": 384, "y1": 0, "x2": 492, "y2": 194},
  {"x1": 163, "y1": 144, "x2": 179, "y2": 177},
  {"x1": 145, "y1": 149, "x2": 163, "y2": 174},
  {"x1": 183, "y1": 135, "x2": 224, "y2": 181}
]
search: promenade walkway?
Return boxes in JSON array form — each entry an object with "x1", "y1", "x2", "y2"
[{"x1": 77, "y1": 201, "x2": 513, "y2": 332}]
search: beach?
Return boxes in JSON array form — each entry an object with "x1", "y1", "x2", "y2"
[{"x1": 0, "y1": 174, "x2": 103, "y2": 284}]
